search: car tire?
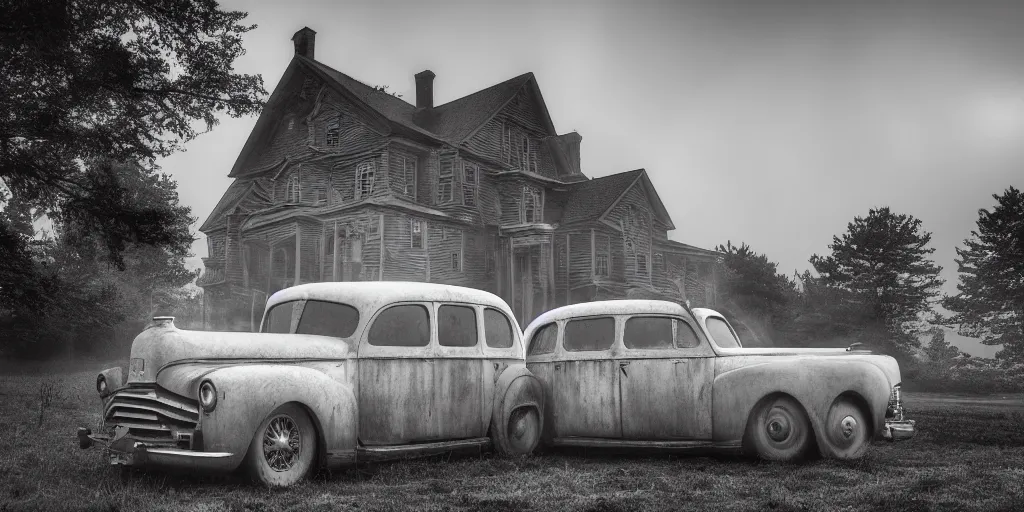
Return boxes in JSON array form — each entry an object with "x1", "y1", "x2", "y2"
[
  {"x1": 745, "y1": 395, "x2": 813, "y2": 462},
  {"x1": 820, "y1": 397, "x2": 871, "y2": 460},
  {"x1": 245, "y1": 403, "x2": 317, "y2": 487},
  {"x1": 491, "y1": 406, "x2": 541, "y2": 457}
]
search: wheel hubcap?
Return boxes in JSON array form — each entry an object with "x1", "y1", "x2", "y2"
[
  {"x1": 263, "y1": 415, "x2": 301, "y2": 472},
  {"x1": 766, "y1": 417, "x2": 791, "y2": 442},
  {"x1": 840, "y1": 415, "x2": 858, "y2": 439},
  {"x1": 510, "y1": 409, "x2": 529, "y2": 440}
]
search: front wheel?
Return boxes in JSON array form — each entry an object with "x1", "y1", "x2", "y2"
[
  {"x1": 491, "y1": 406, "x2": 541, "y2": 456},
  {"x1": 820, "y1": 398, "x2": 871, "y2": 460},
  {"x1": 245, "y1": 403, "x2": 317, "y2": 487},
  {"x1": 745, "y1": 395, "x2": 813, "y2": 462}
]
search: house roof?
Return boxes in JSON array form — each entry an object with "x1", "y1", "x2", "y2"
[
  {"x1": 199, "y1": 179, "x2": 256, "y2": 232},
  {"x1": 558, "y1": 169, "x2": 676, "y2": 230},
  {"x1": 428, "y1": 73, "x2": 535, "y2": 142}
]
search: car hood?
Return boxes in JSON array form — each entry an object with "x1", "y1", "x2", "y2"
[
  {"x1": 715, "y1": 347, "x2": 903, "y2": 387},
  {"x1": 126, "y1": 319, "x2": 352, "y2": 386}
]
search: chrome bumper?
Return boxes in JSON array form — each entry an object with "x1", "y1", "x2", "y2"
[
  {"x1": 881, "y1": 419, "x2": 916, "y2": 441},
  {"x1": 77, "y1": 426, "x2": 235, "y2": 472}
]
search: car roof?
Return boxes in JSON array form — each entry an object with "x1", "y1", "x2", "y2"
[
  {"x1": 524, "y1": 299, "x2": 691, "y2": 337},
  {"x1": 266, "y1": 281, "x2": 514, "y2": 314}
]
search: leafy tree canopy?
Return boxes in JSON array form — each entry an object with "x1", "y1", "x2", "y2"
[
  {"x1": 1, "y1": 0, "x2": 266, "y2": 268},
  {"x1": 809, "y1": 207, "x2": 944, "y2": 354},
  {"x1": 942, "y1": 186, "x2": 1024, "y2": 361},
  {"x1": 714, "y1": 241, "x2": 796, "y2": 322}
]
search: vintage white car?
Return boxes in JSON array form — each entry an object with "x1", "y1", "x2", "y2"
[
  {"x1": 523, "y1": 300, "x2": 916, "y2": 461},
  {"x1": 78, "y1": 282, "x2": 545, "y2": 486}
]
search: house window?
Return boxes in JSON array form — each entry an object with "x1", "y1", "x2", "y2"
[
  {"x1": 519, "y1": 134, "x2": 531, "y2": 172},
  {"x1": 285, "y1": 173, "x2": 300, "y2": 203},
  {"x1": 325, "y1": 118, "x2": 340, "y2": 147},
  {"x1": 463, "y1": 163, "x2": 478, "y2": 207},
  {"x1": 355, "y1": 161, "x2": 375, "y2": 199},
  {"x1": 502, "y1": 124, "x2": 534, "y2": 172},
  {"x1": 451, "y1": 252, "x2": 461, "y2": 271},
  {"x1": 637, "y1": 254, "x2": 649, "y2": 276},
  {"x1": 522, "y1": 188, "x2": 540, "y2": 224},
  {"x1": 595, "y1": 234, "x2": 610, "y2": 278},
  {"x1": 437, "y1": 157, "x2": 454, "y2": 203},
  {"x1": 400, "y1": 154, "x2": 417, "y2": 198},
  {"x1": 411, "y1": 220, "x2": 423, "y2": 249},
  {"x1": 367, "y1": 219, "x2": 380, "y2": 239},
  {"x1": 315, "y1": 188, "x2": 327, "y2": 205},
  {"x1": 325, "y1": 234, "x2": 334, "y2": 256}
]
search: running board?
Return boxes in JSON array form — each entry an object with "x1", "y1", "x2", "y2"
[
  {"x1": 357, "y1": 437, "x2": 492, "y2": 462},
  {"x1": 551, "y1": 438, "x2": 741, "y2": 451}
]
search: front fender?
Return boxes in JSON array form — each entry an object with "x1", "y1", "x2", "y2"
[
  {"x1": 712, "y1": 359, "x2": 891, "y2": 451},
  {"x1": 197, "y1": 364, "x2": 357, "y2": 470}
]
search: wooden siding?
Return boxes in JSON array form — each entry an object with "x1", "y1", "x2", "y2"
[
  {"x1": 462, "y1": 87, "x2": 558, "y2": 179},
  {"x1": 605, "y1": 184, "x2": 654, "y2": 288}
]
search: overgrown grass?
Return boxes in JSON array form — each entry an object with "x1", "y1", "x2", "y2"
[{"x1": 1, "y1": 364, "x2": 1023, "y2": 511}]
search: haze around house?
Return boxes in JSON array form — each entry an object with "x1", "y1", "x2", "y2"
[{"x1": 162, "y1": 0, "x2": 1024, "y2": 357}]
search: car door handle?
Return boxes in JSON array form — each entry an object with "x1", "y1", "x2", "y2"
[{"x1": 554, "y1": 364, "x2": 562, "y2": 370}]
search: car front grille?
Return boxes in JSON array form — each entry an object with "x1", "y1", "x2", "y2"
[{"x1": 104, "y1": 385, "x2": 199, "y2": 447}]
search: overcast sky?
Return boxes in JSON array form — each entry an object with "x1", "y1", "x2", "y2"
[{"x1": 162, "y1": 0, "x2": 1023, "y2": 356}]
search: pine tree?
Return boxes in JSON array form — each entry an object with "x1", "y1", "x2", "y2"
[{"x1": 942, "y1": 186, "x2": 1024, "y2": 361}]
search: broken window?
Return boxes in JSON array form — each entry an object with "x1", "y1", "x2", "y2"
[
  {"x1": 399, "y1": 153, "x2": 417, "y2": 198},
  {"x1": 410, "y1": 219, "x2": 423, "y2": 249},
  {"x1": 355, "y1": 161, "x2": 375, "y2": 199},
  {"x1": 484, "y1": 308, "x2": 514, "y2": 348},
  {"x1": 368, "y1": 304, "x2": 430, "y2": 347},
  {"x1": 463, "y1": 163, "x2": 478, "y2": 206},
  {"x1": 564, "y1": 317, "x2": 615, "y2": 352},
  {"x1": 438, "y1": 305, "x2": 477, "y2": 347},
  {"x1": 325, "y1": 118, "x2": 340, "y2": 147},
  {"x1": 285, "y1": 173, "x2": 300, "y2": 203}
]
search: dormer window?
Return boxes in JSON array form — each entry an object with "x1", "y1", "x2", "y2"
[
  {"x1": 355, "y1": 161, "x2": 375, "y2": 199},
  {"x1": 325, "y1": 118, "x2": 340, "y2": 147},
  {"x1": 501, "y1": 124, "x2": 536, "y2": 172}
]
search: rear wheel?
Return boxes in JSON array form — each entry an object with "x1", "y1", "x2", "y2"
[
  {"x1": 245, "y1": 403, "x2": 317, "y2": 487},
  {"x1": 820, "y1": 398, "x2": 871, "y2": 460},
  {"x1": 745, "y1": 395, "x2": 813, "y2": 462},
  {"x1": 492, "y1": 406, "x2": 541, "y2": 456}
]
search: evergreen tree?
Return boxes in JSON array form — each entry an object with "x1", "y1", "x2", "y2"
[{"x1": 942, "y1": 186, "x2": 1024, "y2": 361}]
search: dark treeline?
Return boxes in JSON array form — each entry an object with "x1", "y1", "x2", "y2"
[{"x1": 716, "y1": 188, "x2": 1024, "y2": 393}]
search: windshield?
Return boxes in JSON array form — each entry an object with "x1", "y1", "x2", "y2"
[{"x1": 705, "y1": 316, "x2": 742, "y2": 348}]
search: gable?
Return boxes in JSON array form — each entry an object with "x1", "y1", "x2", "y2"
[
  {"x1": 601, "y1": 173, "x2": 675, "y2": 231},
  {"x1": 489, "y1": 82, "x2": 556, "y2": 138},
  {"x1": 199, "y1": 178, "x2": 274, "y2": 232}
]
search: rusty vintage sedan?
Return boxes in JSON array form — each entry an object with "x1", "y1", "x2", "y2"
[
  {"x1": 78, "y1": 282, "x2": 545, "y2": 486},
  {"x1": 523, "y1": 300, "x2": 916, "y2": 461}
]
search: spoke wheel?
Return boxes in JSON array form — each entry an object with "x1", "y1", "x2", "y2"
[
  {"x1": 821, "y1": 398, "x2": 871, "y2": 460},
  {"x1": 246, "y1": 404, "x2": 317, "y2": 487},
  {"x1": 746, "y1": 395, "x2": 813, "y2": 462}
]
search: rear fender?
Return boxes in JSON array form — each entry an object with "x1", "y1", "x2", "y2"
[
  {"x1": 196, "y1": 364, "x2": 357, "y2": 470},
  {"x1": 713, "y1": 359, "x2": 890, "y2": 453},
  {"x1": 491, "y1": 366, "x2": 545, "y2": 445}
]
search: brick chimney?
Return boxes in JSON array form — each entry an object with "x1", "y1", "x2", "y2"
[
  {"x1": 556, "y1": 132, "x2": 583, "y2": 176},
  {"x1": 414, "y1": 70, "x2": 435, "y2": 109},
  {"x1": 292, "y1": 27, "x2": 316, "y2": 60}
]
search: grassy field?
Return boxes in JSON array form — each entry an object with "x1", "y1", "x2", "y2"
[{"x1": 1, "y1": 361, "x2": 1023, "y2": 512}]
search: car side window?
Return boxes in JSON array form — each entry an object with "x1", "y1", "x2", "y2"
[
  {"x1": 564, "y1": 317, "x2": 615, "y2": 352},
  {"x1": 438, "y1": 304, "x2": 478, "y2": 347},
  {"x1": 368, "y1": 304, "x2": 430, "y2": 347},
  {"x1": 483, "y1": 308, "x2": 514, "y2": 348},
  {"x1": 624, "y1": 316, "x2": 673, "y2": 349},
  {"x1": 528, "y1": 323, "x2": 558, "y2": 355},
  {"x1": 263, "y1": 301, "x2": 297, "y2": 333},
  {"x1": 296, "y1": 300, "x2": 360, "y2": 338},
  {"x1": 676, "y1": 319, "x2": 702, "y2": 348}
]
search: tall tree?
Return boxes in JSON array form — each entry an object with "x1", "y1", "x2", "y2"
[
  {"x1": 942, "y1": 186, "x2": 1024, "y2": 361},
  {"x1": 809, "y1": 207, "x2": 944, "y2": 355},
  {"x1": 715, "y1": 241, "x2": 796, "y2": 326},
  {"x1": 1, "y1": 0, "x2": 266, "y2": 270}
]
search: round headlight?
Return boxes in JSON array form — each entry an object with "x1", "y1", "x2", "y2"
[
  {"x1": 96, "y1": 374, "x2": 107, "y2": 395},
  {"x1": 199, "y1": 380, "x2": 217, "y2": 412}
]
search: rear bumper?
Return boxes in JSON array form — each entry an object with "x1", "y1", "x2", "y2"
[
  {"x1": 881, "y1": 419, "x2": 916, "y2": 441},
  {"x1": 78, "y1": 427, "x2": 236, "y2": 472}
]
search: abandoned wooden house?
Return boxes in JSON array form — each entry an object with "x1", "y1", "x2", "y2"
[{"x1": 197, "y1": 27, "x2": 721, "y2": 330}]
